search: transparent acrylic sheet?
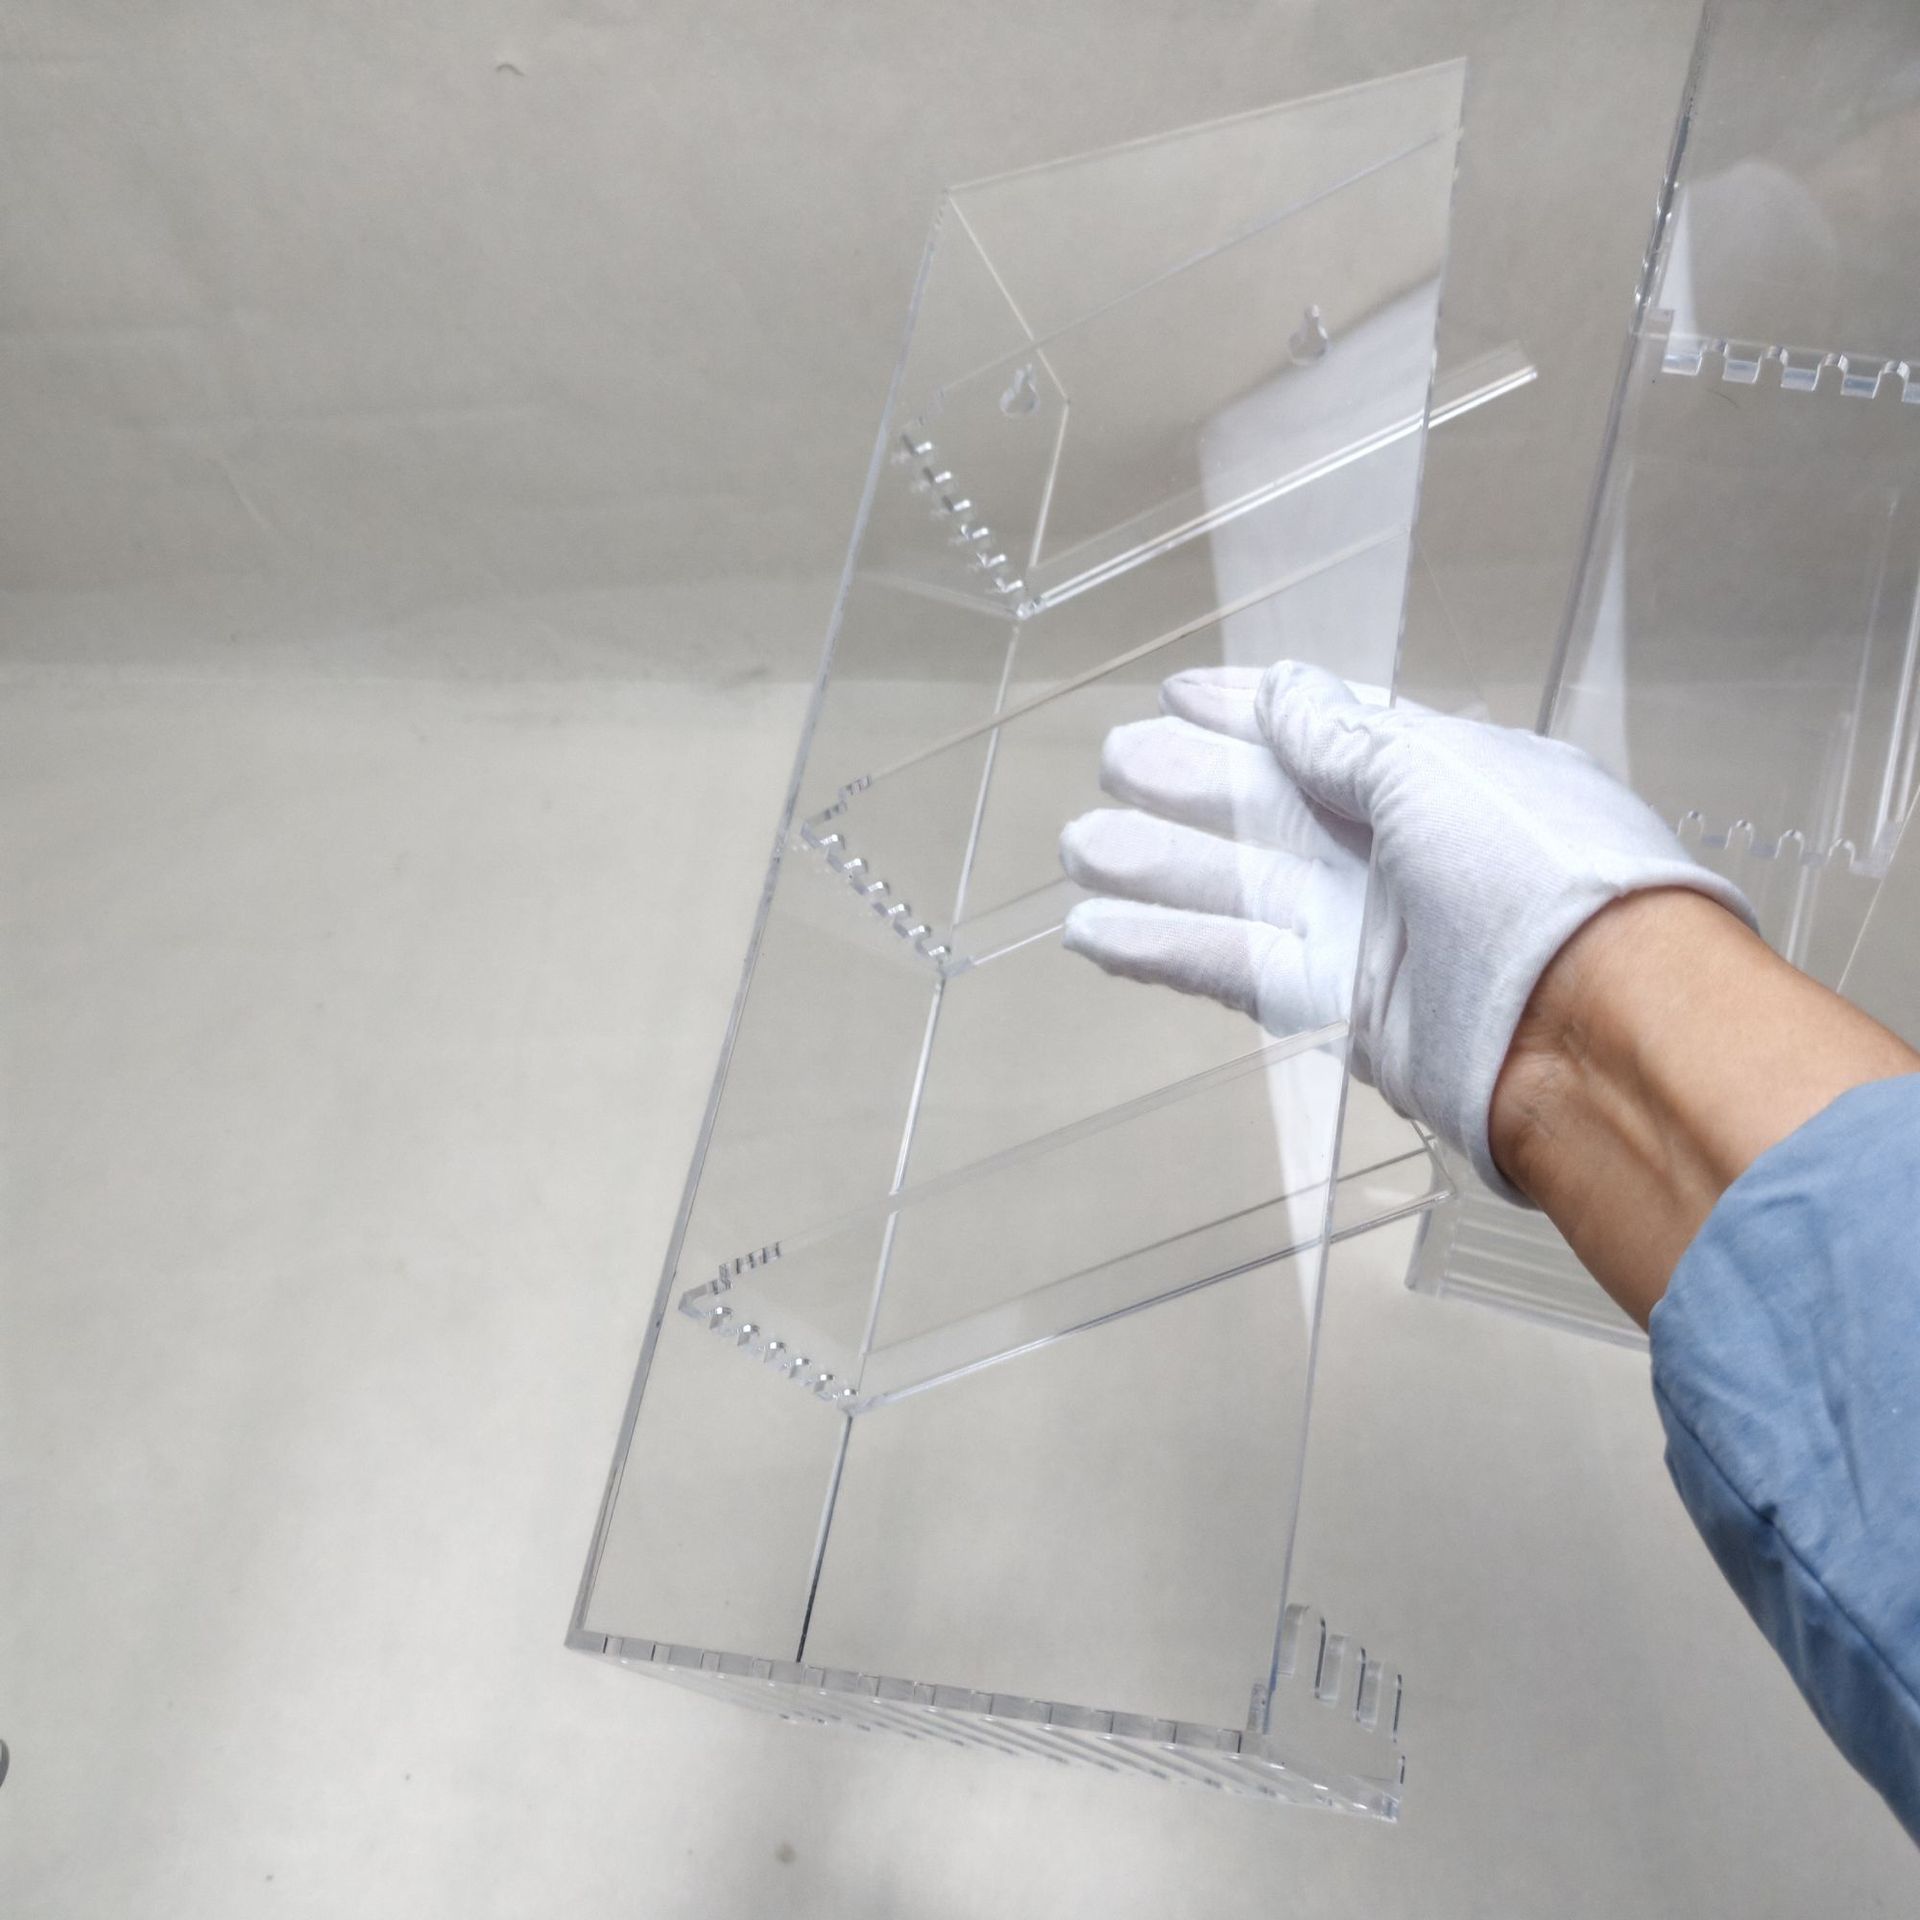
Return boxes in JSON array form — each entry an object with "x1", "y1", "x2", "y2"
[{"x1": 1416, "y1": 0, "x2": 1920, "y2": 1342}]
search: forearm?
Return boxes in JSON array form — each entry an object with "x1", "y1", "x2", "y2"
[{"x1": 1488, "y1": 888, "x2": 1920, "y2": 1327}]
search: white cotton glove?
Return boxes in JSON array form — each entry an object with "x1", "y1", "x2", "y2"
[{"x1": 1059, "y1": 660, "x2": 1756, "y2": 1203}]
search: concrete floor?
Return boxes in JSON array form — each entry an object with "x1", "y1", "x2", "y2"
[{"x1": 4, "y1": 658, "x2": 1916, "y2": 1916}]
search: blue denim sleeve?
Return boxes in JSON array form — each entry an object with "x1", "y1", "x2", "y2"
[{"x1": 1650, "y1": 1074, "x2": 1920, "y2": 1845}]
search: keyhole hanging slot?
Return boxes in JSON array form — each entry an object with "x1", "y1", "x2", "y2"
[
  {"x1": 1000, "y1": 364, "x2": 1040, "y2": 417},
  {"x1": 1288, "y1": 305, "x2": 1331, "y2": 365}
]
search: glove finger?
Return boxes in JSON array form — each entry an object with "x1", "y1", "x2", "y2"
[
  {"x1": 1255, "y1": 660, "x2": 1395, "y2": 824},
  {"x1": 1062, "y1": 898, "x2": 1332, "y2": 1037},
  {"x1": 1099, "y1": 715, "x2": 1365, "y2": 862},
  {"x1": 1163, "y1": 664, "x2": 1416, "y2": 741},
  {"x1": 1062, "y1": 897, "x2": 1281, "y2": 1022},
  {"x1": 1158, "y1": 666, "x2": 1266, "y2": 744},
  {"x1": 1060, "y1": 808, "x2": 1315, "y2": 929}
]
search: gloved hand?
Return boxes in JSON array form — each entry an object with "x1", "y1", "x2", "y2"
[{"x1": 1058, "y1": 660, "x2": 1755, "y2": 1202}]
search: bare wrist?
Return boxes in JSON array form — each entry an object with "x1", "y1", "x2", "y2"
[
  {"x1": 1489, "y1": 890, "x2": 1703, "y2": 1198},
  {"x1": 1488, "y1": 890, "x2": 1767, "y2": 1324},
  {"x1": 1487, "y1": 885, "x2": 1920, "y2": 1327}
]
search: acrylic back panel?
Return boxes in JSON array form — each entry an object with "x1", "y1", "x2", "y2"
[
  {"x1": 571, "y1": 66, "x2": 1470, "y2": 1816},
  {"x1": 1415, "y1": 0, "x2": 1920, "y2": 1340}
]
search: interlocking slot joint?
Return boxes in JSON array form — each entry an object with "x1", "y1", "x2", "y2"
[
  {"x1": 674, "y1": 1281, "x2": 859, "y2": 1406},
  {"x1": 894, "y1": 417, "x2": 1032, "y2": 608},
  {"x1": 795, "y1": 815, "x2": 960, "y2": 973},
  {"x1": 1659, "y1": 332, "x2": 1920, "y2": 404},
  {"x1": 1674, "y1": 809, "x2": 1874, "y2": 874}
]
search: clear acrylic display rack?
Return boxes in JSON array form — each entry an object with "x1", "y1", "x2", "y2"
[
  {"x1": 1412, "y1": 0, "x2": 1920, "y2": 1341},
  {"x1": 569, "y1": 62, "x2": 1478, "y2": 1816}
]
